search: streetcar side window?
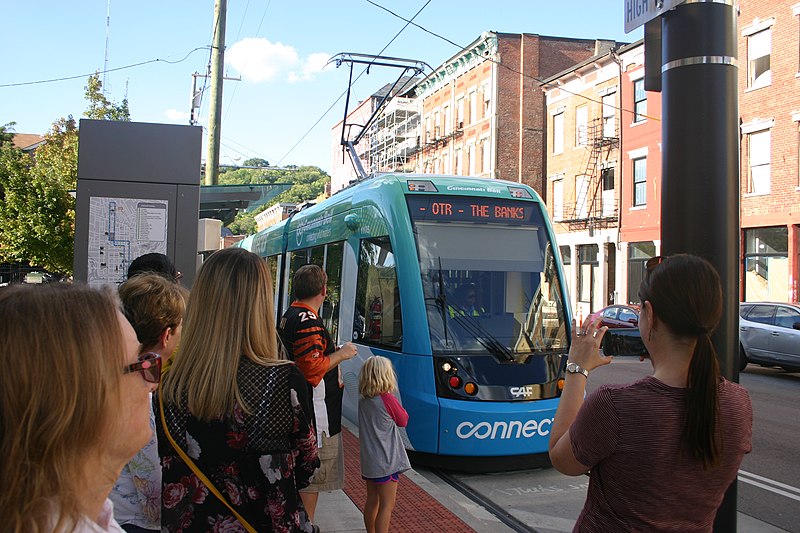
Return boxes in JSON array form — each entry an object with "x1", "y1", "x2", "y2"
[
  {"x1": 286, "y1": 242, "x2": 345, "y2": 342},
  {"x1": 353, "y1": 237, "x2": 402, "y2": 350}
]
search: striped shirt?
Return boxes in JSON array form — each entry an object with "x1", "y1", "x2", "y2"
[{"x1": 570, "y1": 376, "x2": 752, "y2": 532}]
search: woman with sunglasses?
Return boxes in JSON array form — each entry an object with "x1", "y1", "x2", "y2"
[
  {"x1": 155, "y1": 247, "x2": 319, "y2": 533},
  {"x1": 0, "y1": 283, "x2": 158, "y2": 532},
  {"x1": 111, "y1": 274, "x2": 188, "y2": 533},
  {"x1": 549, "y1": 254, "x2": 752, "y2": 532}
]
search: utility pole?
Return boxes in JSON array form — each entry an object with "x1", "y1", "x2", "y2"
[{"x1": 206, "y1": 0, "x2": 227, "y2": 186}]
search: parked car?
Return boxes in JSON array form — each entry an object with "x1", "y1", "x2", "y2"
[
  {"x1": 587, "y1": 304, "x2": 640, "y2": 329},
  {"x1": 739, "y1": 302, "x2": 800, "y2": 372}
]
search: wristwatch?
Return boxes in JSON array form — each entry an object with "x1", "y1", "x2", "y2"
[{"x1": 565, "y1": 361, "x2": 589, "y2": 378}]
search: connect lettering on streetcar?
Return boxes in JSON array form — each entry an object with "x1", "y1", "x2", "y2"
[{"x1": 456, "y1": 419, "x2": 553, "y2": 440}]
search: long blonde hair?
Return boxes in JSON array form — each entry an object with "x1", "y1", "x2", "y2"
[
  {"x1": 0, "y1": 283, "x2": 125, "y2": 533},
  {"x1": 162, "y1": 247, "x2": 286, "y2": 420},
  {"x1": 358, "y1": 356, "x2": 398, "y2": 398}
]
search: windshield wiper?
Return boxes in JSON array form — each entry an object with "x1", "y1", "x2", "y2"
[{"x1": 449, "y1": 312, "x2": 515, "y2": 362}]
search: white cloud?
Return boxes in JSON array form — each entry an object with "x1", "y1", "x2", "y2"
[
  {"x1": 288, "y1": 52, "x2": 333, "y2": 82},
  {"x1": 164, "y1": 109, "x2": 190, "y2": 121},
  {"x1": 226, "y1": 38, "x2": 331, "y2": 84},
  {"x1": 227, "y1": 38, "x2": 299, "y2": 83}
]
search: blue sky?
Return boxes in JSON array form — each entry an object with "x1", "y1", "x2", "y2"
[{"x1": 1, "y1": 1, "x2": 641, "y2": 172}]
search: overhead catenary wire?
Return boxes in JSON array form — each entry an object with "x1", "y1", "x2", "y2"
[
  {"x1": 364, "y1": 0, "x2": 661, "y2": 122},
  {"x1": 276, "y1": 0, "x2": 433, "y2": 165}
]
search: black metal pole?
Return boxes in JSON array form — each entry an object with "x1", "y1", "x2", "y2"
[{"x1": 659, "y1": 1, "x2": 739, "y2": 530}]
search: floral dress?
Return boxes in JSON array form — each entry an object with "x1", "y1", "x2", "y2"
[{"x1": 155, "y1": 360, "x2": 319, "y2": 533}]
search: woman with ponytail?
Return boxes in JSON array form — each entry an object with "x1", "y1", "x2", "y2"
[{"x1": 548, "y1": 254, "x2": 752, "y2": 532}]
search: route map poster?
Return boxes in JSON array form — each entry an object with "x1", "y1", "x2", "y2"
[{"x1": 87, "y1": 197, "x2": 168, "y2": 287}]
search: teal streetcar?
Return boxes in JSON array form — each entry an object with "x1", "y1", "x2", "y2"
[{"x1": 239, "y1": 174, "x2": 572, "y2": 469}]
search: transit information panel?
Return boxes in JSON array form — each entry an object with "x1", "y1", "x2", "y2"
[{"x1": 407, "y1": 195, "x2": 536, "y2": 226}]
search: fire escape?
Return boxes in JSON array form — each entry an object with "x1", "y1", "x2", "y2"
[{"x1": 564, "y1": 116, "x2": 620, "y2": 233}]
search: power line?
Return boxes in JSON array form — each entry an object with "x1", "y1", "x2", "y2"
[
  {"x1": 0, "y1": 47, "x2": 209, "y2": 89},
  {"x1": 365, "y1": 0, "x2": 661, "y2": 122},
  {"x1": 276, "y1": 0, "x2": 432, "y2": 165}
]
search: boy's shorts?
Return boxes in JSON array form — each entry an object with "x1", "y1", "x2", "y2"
[{"x1": 301, "y1": 432, "x2": 344, "y2": 492}]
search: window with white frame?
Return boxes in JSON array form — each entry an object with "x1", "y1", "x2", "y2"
[
  {"x1": 602, "y1": 92, "x2": 616, "y2": 137},
  {"x1": 483, "y1": 85, "x2": 491, "y2": 117},
  {"x1": 481, "y1": 138, "x2": 490, "y2": 173},
  {"x1": 748, "y1": 129, "x2": 771, "y2": 195},
  {"x1": 748, "y1": 28, "x2": 772, "y2": 89},
  {"x1": 468, "y1": 144, "x2": 476, "y2": 175},
  {"x1": 443, "y1": 151, "x2": 450, "y2": 175},
  {"x1": 553, "y1": 178, "x2": 564, "y2": 221},
  {"x1": 576, "y1": 105, "x2": 588, "y2": 146},
  {"x1": 444, "y1": 105, "x2": 451, "y2": 135},
  {"x1": 576, "y1": 175, "x2": 589, "y2": 219},
  {"x1": 633, "y1": 79, "x2": 647, "y2": 122},
  {"x1": 553, "y1": 111, "x2": 564, "y2": 154},
  {"x1": 455, "y1": 148, "x2": 463, "y2": 175},
  {"x1": 424, "y1": 115, "x2": 431, "y2": 142},
  {"x1": 456, "y1": 98, "x2": 465, "y2": 129},
  {"x1": 469, "y1": 91, "x2": 478, "y2": 124},
  {"x1": 433, "y1": 110, "x2": 440, "y2": 138},
  {"x1": 633, "y1": 157, "x2": 647, "y2": 206}
]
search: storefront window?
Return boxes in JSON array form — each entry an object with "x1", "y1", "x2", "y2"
[
  {"x1": 628, "y1": 242, "x2": 656, "y2": 303},
  {"x1": 744, "y1": 226, "x2": 788, "y2": 301}
]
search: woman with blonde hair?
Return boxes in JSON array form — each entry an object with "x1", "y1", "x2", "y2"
[
  {"x1": 358, "y1": 356, "x2": 411, "y2": 533},
  {"x1": 0, "y1": 283, "x2": 158, "y2": 532},
  {"x1": 155, "y1": 247, "x2": 319, "y2": 532}
]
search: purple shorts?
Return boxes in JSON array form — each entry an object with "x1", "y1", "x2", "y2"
[{"x1": 362, "y1": 472, "x2": 401, "y2": 484}]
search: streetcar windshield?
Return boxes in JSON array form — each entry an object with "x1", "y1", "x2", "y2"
[{"x1": 410, "y1": 201, "x2": 568, "y2": 362}]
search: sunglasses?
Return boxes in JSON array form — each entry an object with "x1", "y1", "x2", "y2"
[
  {"x1": 646, "y1": 255, "x2": 665, "y2": 271},
  {"x1": 123, "y1": 352, "x2": 162, "y2": 384},
  {"x1": 639, "y1": 256, "x2": 666, "y2": 302}
]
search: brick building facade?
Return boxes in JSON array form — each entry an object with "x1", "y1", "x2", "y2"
[
  {"x1": 412, "y1": 32, "x2": 612, "y2": 197},
  {"x1": 738, "y1": 0, "x2": 800, "y2": 302}
]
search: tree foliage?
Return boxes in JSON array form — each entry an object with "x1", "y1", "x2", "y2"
[
  {"x1": 84, "y1": 73, "x2": 131, "y2": 121},
  {"x1": 219, "y1": 165, "x2": 331, "y2": 235},
  {"x1": 0, "y1": 75, "x2": 129, "y2": 276}
]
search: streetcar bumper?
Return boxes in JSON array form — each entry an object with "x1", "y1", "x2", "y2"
[{"x1": 437, "y1": 397, "x2": 558, "y2": 456}]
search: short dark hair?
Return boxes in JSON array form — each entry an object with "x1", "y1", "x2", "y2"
[
  {"x1": 292, "y1": 264, "x2": 326, "y2": 300},
  {"x1": 127, "y1": 253, "x2": 179, "y2": 282}
]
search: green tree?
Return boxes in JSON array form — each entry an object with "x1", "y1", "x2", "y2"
[
  {"x1": 242, "y1": 157, "x2": 270, "y2": 167},
  {"x1": 0, "y1": 75, "x2": 130, "y2": 275},
  {"x1": 223, "y1": 165, "x2": 331, "y2": 236},
  {"x1": 84, "y1": 72, "x2": 131, "y2": 121}
]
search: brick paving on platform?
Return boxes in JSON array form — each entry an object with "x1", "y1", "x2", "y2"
[{"x1": 341, "y1": 428, "x2": 475, "y2": 533}]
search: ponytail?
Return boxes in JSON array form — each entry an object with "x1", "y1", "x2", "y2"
[{"x1": 683, "y1": 332, "x2": 721, "y2": 469}]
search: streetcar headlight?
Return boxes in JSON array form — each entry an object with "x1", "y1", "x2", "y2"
[{"x1": 441, "y1": 361, "x2": 453, "y2": 373}]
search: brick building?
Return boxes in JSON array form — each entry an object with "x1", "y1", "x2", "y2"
[
  {"x1": 542, "y1": 41, "x2": 631, "y2": 318},
  {"x1": 412, "y1": 32, "x2": 614, "y2": 196},
  {"x1": 738, "y1": 0, "x2": 800, "y2": 302}
]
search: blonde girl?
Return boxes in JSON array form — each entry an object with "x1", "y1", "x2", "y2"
[{"x1": 358, "y1": 356, "x2": 411, "y2": 533}]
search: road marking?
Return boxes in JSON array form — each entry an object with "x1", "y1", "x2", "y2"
[{"x1": 738, "y1": 470, "x2": 800, "y2": 502}]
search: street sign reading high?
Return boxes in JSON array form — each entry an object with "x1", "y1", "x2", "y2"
[{"x1": 624, "y1": 0, "x2": 685, "y2": 33}]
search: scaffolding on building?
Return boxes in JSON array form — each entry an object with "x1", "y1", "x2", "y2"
[
  {"x1": 563, "y1": 117, "x2": 620, "y2": 232},
  {"x1": 368, "y1": 97, "x2": 420, "y2": 174}
]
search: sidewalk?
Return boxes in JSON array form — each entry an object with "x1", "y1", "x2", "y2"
[{"x1": 315, "y1": 422, "x2": 787, "y2": 533}]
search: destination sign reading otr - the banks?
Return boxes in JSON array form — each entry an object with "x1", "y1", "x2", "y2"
[
  {"x1": 624, "y1": 0, "x2": 684, "y2": 33},
  {"x1": 407, "y1": 196, "x2": 535, "y2": 225}
]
